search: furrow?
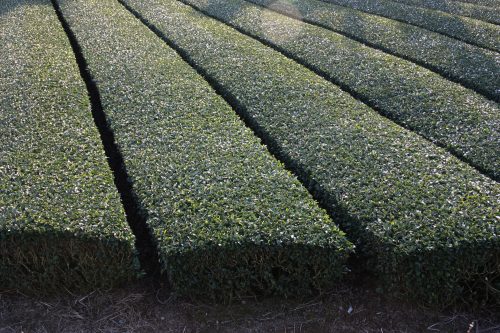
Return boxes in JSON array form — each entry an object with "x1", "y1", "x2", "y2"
[{"x1": 50, "y1": 0, "x2": 159, "y2": 276}]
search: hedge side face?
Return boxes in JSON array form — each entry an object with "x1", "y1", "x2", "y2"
[
  {"x1": 389, "y1": 0, "x2": 500, "y2": 24},
  {"x1": 124, "y1": 0, "x2": 500, "y2": 306},
  {"x1": 56, "y1": 0, "x2": 352, "y2": 300},
  {"x1": 0, "y1": 0, "x2": 137, "y2": 293},
  {"x1": 180, "y1": 0, "x2": 500, "y2": 181},
  {"x1": 322, "y1": 0, "x2": 500, "y2": 52},
  {"x1": 245, "y1": 0, "x2": 500, "y2": 102}
]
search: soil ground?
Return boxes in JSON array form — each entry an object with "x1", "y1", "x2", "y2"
[{"x1": 1, "y1": 278, "x2": 499, "y2": 333}]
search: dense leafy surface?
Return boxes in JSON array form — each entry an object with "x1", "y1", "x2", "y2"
[
  {"x1": 124, "y1": 0, "x2": 500, "y2": 306},
  {"x1": 0, "y1": 0, "x2": 137, "y2": 293},
  {"x1": 244, "y1": 0, "x2": 500, "y2": 102},
  {"x1": 322, "y1": 0, "x2": 500, "y2": 51},
  {"x1": 56, "y1": 0, "x2": 352, "y2": 300},
  {"x1": 390, "y1": 0, "x2": 500, "y2": 24},
  {"x1": 181, "y1": 0, "x2": 500, "y2": 180},
  {"x1": 458, "y1": 0, "x2": 500, "y2": 7}
]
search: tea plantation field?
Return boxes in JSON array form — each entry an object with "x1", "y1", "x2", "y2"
[{"x1": 1, "y1": 0, "x2": 498, "y2": 308}]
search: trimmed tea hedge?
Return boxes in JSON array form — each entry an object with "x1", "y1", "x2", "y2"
[
  {"x1": 124, "y1": 0, "x2": 500, "y2": 306},
  {"x1": 457, "y1": 0, "x2": 500, "y2": 7},
  {"x1": 180, "y1": 0, "x2": 499, "y2": 179},
  {"x1": 56, "y1": 0, "x2": 353, "y2": 300},
  {"x1": 0, "y1": 0, "x2": 137, "y2": 293},
  {"x1": 322, "y1": 0, "x2": 500, "y2": 52},
  {"x1": 245, "y1": 0, "x2": 500, "y2": 102},
  {"x1": 390, "y1": 0, "x2": 500, "y2": 24}
]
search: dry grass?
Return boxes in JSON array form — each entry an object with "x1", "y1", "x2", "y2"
[{"x1": 1, "y1": 278, "x2": 499, "y2": 333}]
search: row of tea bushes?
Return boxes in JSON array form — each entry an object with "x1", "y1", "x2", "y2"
[
  {"x1": 182, "y1": 0, "x2": 499, "y2": 179},
  {"x1": 0, "y1": 0, "x2": 137, "y2": 293},
  {"x1": 245, "y1": 0, "x2": 500, "y2": 102},
  {"x1": 56, "y1": 0, "x2": 353, "y2": 300},
  {"x1": 390, "y1": 0, "x2": 499, "y2": 24},
  {"x1": 457, "y1": 0, "x2": 500, "y2": 7},
  {"x1": 322, "y1": 0, "x2": 500, "y2": 51},
  {"x1": 123, "y1": 0, "x2": 500, "y2": 306}
]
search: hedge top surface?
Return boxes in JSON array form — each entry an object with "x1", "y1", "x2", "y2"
[
  {"x1": 181, "y1": 0, "x2": 500, "y2": 181},
  {"x1": 322, "y1": 0, "x2": 500, "y2": 52},
  {"x1": 389, "y1": 0, "x2": 500, "y2": 24},
  {"x1": 124, "y1": 0, "x2": 500, "y2": 304},
  {"x1": 56, "y1": 0, "x2": 351, "y2": 270},
  {"x1": 0, "y1": 0, "x2": 131, "y2": 244},
  {"x1": 123, "y1": 0, "x2": 500, "y2": 252},
  {"x1": 457, "y1": 0, "x2": 500, "y2": 7},
  {"x1": 244, "y1": 0, "x2": 500, "y2": 102}
]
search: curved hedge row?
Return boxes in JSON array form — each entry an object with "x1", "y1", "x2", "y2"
[
  {"x1": 56, "y1": 0, "x2": 352, "y2": 300},
  {"x1": 123, "y1": 0, "x2": 500, "y2": 306},
  {"x1": 181, "y1": 0, "x2": 499, "y2": 179},
  {"x1": 322, "y1": 0, "x2": 500, "y2": 51},
  {"x1": 244, "y1": 0, "x2": 500, "y2": 102},
  {"x1": 390, "y1": 0, "x2": 500, "y2": 24},
  {"x1": 0, "y1": 0, "x2": 137, "y2": 293}
]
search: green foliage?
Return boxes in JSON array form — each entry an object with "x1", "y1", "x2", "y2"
[
  {"x1": 57, "y1": 0, "x2": 352, "y2": 300},
  {"x1": 322, "y1": 0, "x2": 500, "y2": 52},
  {"x1": 168, "y1": 243, "x2": 349, "y2": 299},
  {"x1": 181, "y1": 0, "x2": 500, "y2": 180},
  {"x1": 0, "y1": 232, "x2": 137, "y2": 293},
  {"x1": 389, "y1": 0, "x2": 500, "y2": 24},
  {"x1": 123, "y1": 0, "x2": 500, "y2": 306},
  {"x1": 0, "y1": 0, "x2": 137, "y2": 293},
  {"x1": 245, "y1": 0, "x2": 500, "y2": 102},
  {"x1": 456, "y1": 0, "x2": 500, "y2": 7}
]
